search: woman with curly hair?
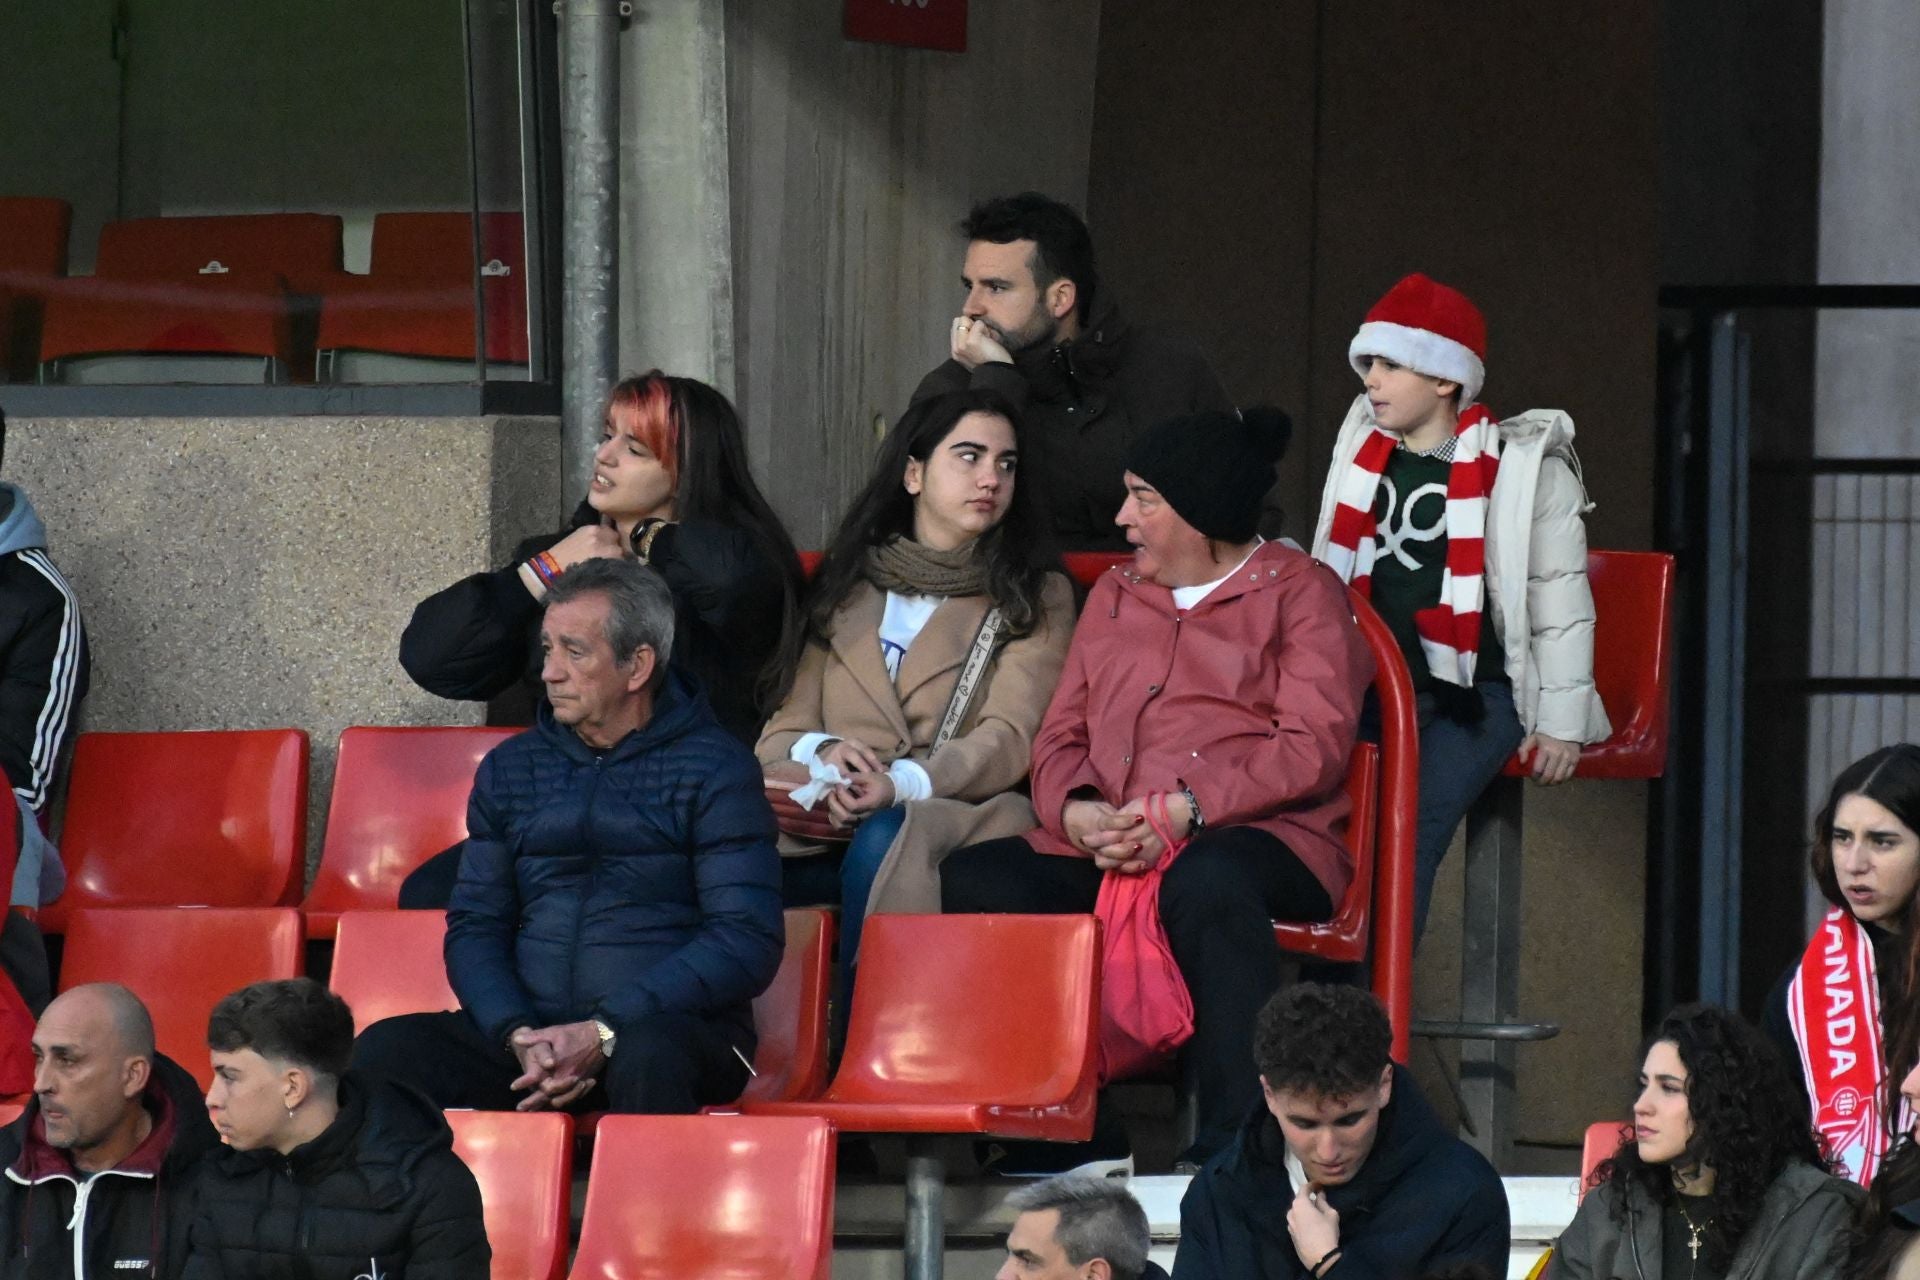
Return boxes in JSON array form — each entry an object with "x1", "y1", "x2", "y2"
[
  {"x1": 1764, "y1": 744, "x2": 1920, "y2": 1186},
  {"x1": 1549, "y1": 1004, "x2": 1859, "y2": 1280}
]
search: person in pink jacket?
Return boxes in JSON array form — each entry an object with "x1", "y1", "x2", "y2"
[{"x1": 942, "y1": 406, "x2": 1373, "y2": 1170}]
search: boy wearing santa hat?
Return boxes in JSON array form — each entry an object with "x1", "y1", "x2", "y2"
[{"x1": 1310, "y1": 273, "x2": 1611, "y2": 941}]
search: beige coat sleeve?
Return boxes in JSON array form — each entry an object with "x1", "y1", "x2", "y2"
[
  {"x1": 922, "y1": 573, "x2": 1077, "y2": 802},
  {"x1": 755, "y1": 637, "x2": 831, "y2": 767}
]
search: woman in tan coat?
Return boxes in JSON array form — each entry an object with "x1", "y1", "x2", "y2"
[{"x1": 760, "y1": 388, "x2": 1075, "y2": 1020}]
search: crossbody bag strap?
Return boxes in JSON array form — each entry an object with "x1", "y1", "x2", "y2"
[{"x1": 931, "y1": 607, "x2": 1005, "y2": 754}]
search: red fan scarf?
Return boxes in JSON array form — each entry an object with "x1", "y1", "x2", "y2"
[
  {"x1": 1321, "y1": 404, "x2": 1501, "y2": 688},
  {"x1": 1788, "y1": 908, "x2": 1909, "y2": 1185}
]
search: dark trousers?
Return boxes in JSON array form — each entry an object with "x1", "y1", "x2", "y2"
[
  {"x1": 397, "y1": 842, "x2": 462, "y2": 910},
  {"x1": 940, "y1": 826, "x2": 1332, "y2": 1163},
  {"x1": 351, "y1": 1008, "x2": 750, "y2": 1114}
]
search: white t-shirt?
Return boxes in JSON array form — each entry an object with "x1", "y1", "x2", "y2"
[
  {"x1": 789, "y1": 590, "x2": 941, "y2": 803},
  {"x1": 1170, "y1": 539, "x2": 1265, "y2": 610},
  {"x1": 878, "y1": 592, "x2": 941, "y2": 680}
]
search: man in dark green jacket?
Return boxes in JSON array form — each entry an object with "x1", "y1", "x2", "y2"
[{"x1": 1176, "y1": 984, "x2": 1508, "y2": 1280}]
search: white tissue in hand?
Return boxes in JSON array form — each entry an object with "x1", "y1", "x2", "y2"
[{"x1": 789, "y1": 757, "x2": 847, "y2": 810}]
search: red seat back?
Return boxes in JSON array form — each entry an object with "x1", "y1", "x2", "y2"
[
  {"x1": 0, "y1": 1101, "x2": 24, "y2": 1128},
  {"x1": 448, "y1": 1110, "x2": 572, "y2": 1280},
  {"x1": 305, "y1": 725, "x2": 516, "y2": 936},
  {"x1": 367, "y1": 212, "x2": 525, "y2": 282},
  {"x1": 1273, "y1": 741, "x2": 1380, "y2": 961},
  {"x1": 741, "y1": 908, "x2": 832, "y2": 1105},
  {"x1": 1499, "y1": 550, "x2": 1675, "y2": 781},
  {"x1": 1581, "y1": 1119, "x2": 1631, "y2": 1200},
  {"x1": 329, "y1": 911, "x2": 457, "y2": 1036},
  {"x1": 93, "y1": 214, "x2": 343, "y2": 285},
  {"x1": 45, "y1": 729, "x2": 309, "y2": 933},
  {"x1": 1063, "y1": 551, "x2": 1129, "y2": 589},
  {"x1": 1581, "y1": 550, "x2": 1674, "y2": 779},
  {"x1": 572, "y1": 1114, "x2": 835, "y2": 1280},
  {"x1": 0, "y1": 198, "x2": 71, "y2": 277},
  {"x1": 59, "y1": 906, "x2": 303, "y2": 1089},
  {"x1": 831, "y1": 914, "x2": 1099, "y2": 1108}
]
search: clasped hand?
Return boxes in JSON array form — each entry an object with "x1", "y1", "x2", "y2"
[
  {"x1": 509, "y1": 1022, "x2": 604, "y2": 1112},
  {"x1": 815, "y1": 738, "x2": 895, "y2": 829},
  {"x1": 1062, "y1": 793, "x2": 1194, "y2": 874}
]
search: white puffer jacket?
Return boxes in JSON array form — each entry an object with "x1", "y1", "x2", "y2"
[{"x1": 1310, "y1": 394, "x2": 1612, "y2": 744}]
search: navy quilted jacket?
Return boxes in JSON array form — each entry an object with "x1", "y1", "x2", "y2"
[{"x1": 445, "y1": 670, "x2": 784, "y2": 1048}]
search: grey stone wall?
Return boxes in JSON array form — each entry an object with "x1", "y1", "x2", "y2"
[{"x1": 4, "y1": 415, "x2": 562, "y2": 877}]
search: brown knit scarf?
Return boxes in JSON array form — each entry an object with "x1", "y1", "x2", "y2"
[{"x1": 863, "y1": 536, "x2": 989, "y2": 598}]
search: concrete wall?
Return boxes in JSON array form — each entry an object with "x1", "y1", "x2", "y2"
[
  {"x1": 724, "y1": 0, "x2": 1104, "y2": 546},
  {"x1": 1087, "y1": 2, "x2": 1661, "y2": 1165},
  {"x1": 3, "y1": 415, "x2": 561, "y2": 872}
]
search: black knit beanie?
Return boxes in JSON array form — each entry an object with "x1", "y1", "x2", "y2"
[{"x1": 1125, "y1": 406, "x2": 1292, "y2": 542}]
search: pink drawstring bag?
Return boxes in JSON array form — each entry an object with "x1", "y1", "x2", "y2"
[{"x1": 1094, "y1": 793, "x2": 1195, "y2": 1083}]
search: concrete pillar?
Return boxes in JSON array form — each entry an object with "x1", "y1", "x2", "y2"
[{"x1": 619, "y1": 0, "x2": 738, "y2": 394}]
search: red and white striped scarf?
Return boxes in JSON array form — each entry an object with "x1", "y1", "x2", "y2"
[{"x1": 1321, "y1": 403, "x2": 1501, "y2": 688}]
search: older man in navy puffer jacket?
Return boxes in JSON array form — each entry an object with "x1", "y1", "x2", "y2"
[{"x1": 354, "y1": 557, "x2": 783, "y2": 1114}]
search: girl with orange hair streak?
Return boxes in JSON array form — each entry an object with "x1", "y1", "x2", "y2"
[{"x1": 396, "y1": 370, "x2": 805, "y2": 905}]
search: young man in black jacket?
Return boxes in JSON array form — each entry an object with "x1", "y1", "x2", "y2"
[
  {"x1": 0, "y1": 984, "x2": 218, "y2": 1279},
  {"x1": 189, "y1": 979, "x2": 488, "y2": 1280},
  {"x1": 1176, "y1": 984, "x2": 1508, "y2": 1280}
]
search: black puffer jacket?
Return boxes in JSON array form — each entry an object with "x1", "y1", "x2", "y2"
[
  {"x1": 911, "y1": 298, "x2": 1237, "y2": 549},
  {"x1": 0, "y1": 1052, "x2": 218, "y2": 1280},
  {"x1": 398, "y1": 503, "x2": 796, "y2": 744},
  {"x1": 180, "y1": 1073, "x2": 487, "y2": 1280}
]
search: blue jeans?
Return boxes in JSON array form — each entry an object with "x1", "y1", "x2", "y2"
[
  {"x1": 778, "y1": 805, "x2": 908, "y2": 1038},
  {"x1": 1413, "y1": 682, "x2": 1525, "y2": 944}
]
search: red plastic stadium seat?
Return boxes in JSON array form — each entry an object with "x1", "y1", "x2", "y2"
[
  {"x1": 42, "y1": 729, "x2": 309, "y2": 934},
  {"x1": 1283, "y1": 592, "x2": 1418, "y2": 1061},
  {"x1": 304, "y1": 725, "x2": 517, "y2": 939},
  {"x1": 571, "y1": 1114, "x2": 835, "y2": 1280},
  {"x1": 59, "y1": 907, "x2": 303, "y2": 1089},
  {"x1": 0, "y1": 1101, "x2": 24, "y2": 1127},
  {"x1": 0, "y1": 198, "x2": 70, "y2": 279},
  {"x1": 1273, "y1": 741, "x2": 1379, "y2": 960},
  {"x1": 328, "y1": 911, "x2": 456, "y2": 1036},
  {"x1": 316, "y1": 212, "x2": 529, "y2": 369},
  {"x1": 741, "y1": 908, "x2": 833, "y2": 1105},
  {"x1": 741, "y1": 913, "x2": 1098, "y2": 1138},
  {"x1": 0, "y1": 197, "x2": 71, "y2": 379},
  {"x1": 1581, "y1": 1119, "x2": 1631, "y2": 1200},
  {"x1": 37, "y1": 213, "x2": 342, "y2": 375},
  {"x1": 1501, "y1": 550, "x2": 1675, "y2": 780},
  {"x1": 448, "y1": 1110, "x2": 572, "y2": 1280},
  {"x1": 1062, "y1": 551, "x2": 1129, "y2": 588}
]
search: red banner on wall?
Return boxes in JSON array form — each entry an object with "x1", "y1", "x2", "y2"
[{"x1": 844, "y1": 0, "x2": 967, "y2": 53}]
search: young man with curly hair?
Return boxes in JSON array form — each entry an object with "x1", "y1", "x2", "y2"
[{"x1": 1175, "y1": 984, "x2": 1508, "y2": 1279}]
